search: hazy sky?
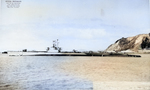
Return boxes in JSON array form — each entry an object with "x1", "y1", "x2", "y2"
[{"x1": 0, "y1": 0, "x2": 149, "y2": 51}]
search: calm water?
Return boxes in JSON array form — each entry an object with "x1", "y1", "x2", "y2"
[{"x1": 0, "y1": 56, "x2": 93, "y2": 90}]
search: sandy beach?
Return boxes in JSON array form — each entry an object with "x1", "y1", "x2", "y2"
[{"x1": 59, "y1": 54, "x2": 150, "y2": 90}]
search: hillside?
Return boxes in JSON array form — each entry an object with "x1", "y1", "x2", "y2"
[{"x1": 106, "y1": 33, "x2": 150, "y2": 52}]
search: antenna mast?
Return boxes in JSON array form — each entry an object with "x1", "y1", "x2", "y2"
[{"x1": 57, "y1": 39, "x2": 59, "y2": 48}]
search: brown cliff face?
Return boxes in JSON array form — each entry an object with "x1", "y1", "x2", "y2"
[{"x1": 106, "y1": 34, "x2": 150, "y2": 52}]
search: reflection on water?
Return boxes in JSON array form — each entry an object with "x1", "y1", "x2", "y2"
[{"x1": 0, "y1": 56, "x2": 93, "y2": 90}]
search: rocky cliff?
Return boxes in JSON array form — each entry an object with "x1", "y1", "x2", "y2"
[{"x1": 106, "y1": 34, "x2": 150, "y2": 52}]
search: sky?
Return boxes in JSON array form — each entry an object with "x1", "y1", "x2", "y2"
[{"x1": 0, "y1": 0, "x2": 149, "y2": 51}]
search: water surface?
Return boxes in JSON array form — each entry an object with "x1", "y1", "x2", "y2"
[{"x1": 0, "y1": 56, "x2": 93, "y2": 90}]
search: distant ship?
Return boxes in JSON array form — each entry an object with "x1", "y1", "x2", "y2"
[
  {"x1": 1, "y1": 39, "x2": 141, "y2": 57},
  {"x1": 2, "y1": 39, "x2": 86, "y2": 56}
]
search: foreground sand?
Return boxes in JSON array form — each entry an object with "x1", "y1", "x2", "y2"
[{"x1": 59, "y1": 54, "x2": 150, "y2": 90}]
